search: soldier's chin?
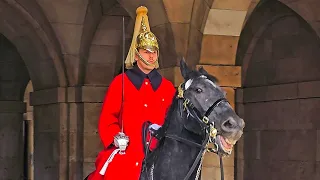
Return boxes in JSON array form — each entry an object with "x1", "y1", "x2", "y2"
[{"x1": 145, "y1": 62, "x2": 157, "y2": 68}]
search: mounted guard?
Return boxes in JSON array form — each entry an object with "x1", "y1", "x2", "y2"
[{"x1": 85, "y1": 6, "x2": 176, "y2": 180}]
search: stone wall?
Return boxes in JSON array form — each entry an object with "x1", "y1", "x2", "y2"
[{"x1": 236, "y1": 0, "x2": 320, "y2": 179}]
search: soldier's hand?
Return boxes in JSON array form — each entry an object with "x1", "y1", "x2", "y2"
[
  {"x1": 148, "y1": 123, "x2": 161, "y2": 135},
  {"x1": 113, "y1": 132, "x2": 129, "y2": 152}
]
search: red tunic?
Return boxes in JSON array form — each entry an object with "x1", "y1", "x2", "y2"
[{"x1": 87, "y1": 68, "x2": 175, "y2": 180}]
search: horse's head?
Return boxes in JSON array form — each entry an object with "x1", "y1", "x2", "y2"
[{"x1": 178, "y1": 59, "x2": 245, "y2": 155}]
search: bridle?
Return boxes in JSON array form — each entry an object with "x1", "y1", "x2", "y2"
[
  {"x1": 142, "y1": 78, "x2": 230, "y2": 180},
  {"x1": 165, "y1": 81, "x2": 229, "y2": 180}
]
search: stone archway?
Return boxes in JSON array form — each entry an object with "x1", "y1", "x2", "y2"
[
  {"x1": 0, "y1": 34, "x2": 29, "y2": 180},
  {"x1": 0, "y1": 1, "x2": 68, "y2": 179},
  {"x1": 236, "y1": 0, "x2": 320, "y2": 179}
]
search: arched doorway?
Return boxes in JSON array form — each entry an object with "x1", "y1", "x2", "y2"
[
  {"x1": 0, "y1": 34, "x2": 30, "y2": 179},
  {"x1": 0, "y1": 1, "x2": 67, "y2": 179},
  {"x1": 236, "y1": 0, "x2": 320, "y2": 179}
]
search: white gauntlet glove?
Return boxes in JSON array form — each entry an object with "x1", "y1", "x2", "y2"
[
  {"x1": 148, "y1": 124, "x2": 161, "y2": 135},
  {"x1": 113, "y1": 132, "x2": 129, "y2": 154},
  {"x1": 99, "y1": 132, "x2": 129, "y2": 175}
]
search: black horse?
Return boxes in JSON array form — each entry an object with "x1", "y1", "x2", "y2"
[{"x1": 140, "y1": 60, "x2": 245, "y2": 180}]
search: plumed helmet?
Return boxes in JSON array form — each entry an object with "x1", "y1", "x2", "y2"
[{"x1": 125, "y1": 6, "x2": 159, "y2": 69}]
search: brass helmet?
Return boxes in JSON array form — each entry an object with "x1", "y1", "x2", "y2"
[{"x1": 125, "y1": 6, "x2": 159, "y2": 69}]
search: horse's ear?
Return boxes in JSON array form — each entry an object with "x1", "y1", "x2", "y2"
[
  {"x1": 180, "y1": 58, "x2": 191, "y2": 80},
  {"x1": 198, "y1": 66, "x2": 209, "y2": 75}
]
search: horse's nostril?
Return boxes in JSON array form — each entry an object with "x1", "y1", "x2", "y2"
[{"x1": 222, "y1": 118, "x2": 237, "y2": 130}]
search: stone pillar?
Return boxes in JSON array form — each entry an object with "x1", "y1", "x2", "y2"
[
  {"x1": 0, "y1": 101, "x2": 26, "y2": 180},
  {"x1": 24, "y1": 81, "x2": 34, "y2": 180},
  {"x1": 30, "y1": 88, "x2": 69, "y2": 180},
  {"x1": 67, "y1": 86, "x2": 107, "y2": 178},
  {"x1": 199, "y1": 1, "x2": 251, "y2": 179},
  {"x1": 30, "y1": 86, "x2": 107, "y2": 180}
]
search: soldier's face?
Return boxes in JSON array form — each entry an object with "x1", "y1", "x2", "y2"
[{"x1": 135, "y1": 49, "x2": 158, "y2": 72}]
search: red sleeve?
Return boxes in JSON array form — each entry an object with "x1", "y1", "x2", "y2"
[{"x1": 98, "y1": 75, "x2": 122, "y2": 148}]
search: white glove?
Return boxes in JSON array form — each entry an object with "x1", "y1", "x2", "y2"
[
  {"x1": 148, "y1": 124, "x2": 161, "y2": 135},
  {"x1": 113, "y1": 132, "x2": 129, "y2": 153}
]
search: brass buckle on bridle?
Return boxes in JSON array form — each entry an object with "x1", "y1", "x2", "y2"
[
  {"x1": 210, "y1": 126, "x2": 217, "y2": 139},
  {"x1": 202, "y1": 116, "x2": 209, "y2": 124},
  {"x1": 206, "y1": 125, "x2": 218, "y2": 153},
  {"x1": 177, "y1": 83, "x2": 184, "y2": 98}
]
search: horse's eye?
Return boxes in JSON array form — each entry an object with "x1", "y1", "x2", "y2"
[{"x1": 195, "y1": 88, "x2": 202, "y2": 93}]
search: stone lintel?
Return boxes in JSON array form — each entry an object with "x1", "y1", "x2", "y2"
[
  {"x1": 0, "y1": 101, "x2": 26, "y2": 113},
  {"x1": 67, "y1": 86, "x2": 107, "y2": 103},
  {"x1": 30, "y1": 86, "x2": 108, "y2": 105},
  {"x1": 243, "y1": 81, "x2": 320, "y2": 103},
  {"x1": 30, "y1": 87, "x2": 66, "y2": 106},
  {"x1": 30, "y1": 65, "x2": 241, "y2": 106},
  {"x1": 159, "y1": 65, "x2": 241, "y2": 88}
]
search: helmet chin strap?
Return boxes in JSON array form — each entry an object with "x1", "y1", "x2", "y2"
[{"x1": 135, "y1": 49, "x2": 158, "y2": 68}]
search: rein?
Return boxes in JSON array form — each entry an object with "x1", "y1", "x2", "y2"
[{"x1": 165, "y1": 126, "x2": 210, "y2": 180}]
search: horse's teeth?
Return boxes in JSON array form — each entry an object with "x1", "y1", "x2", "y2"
[{"x1": 225, "y1": 138, "x2": 236, "y2": 145}]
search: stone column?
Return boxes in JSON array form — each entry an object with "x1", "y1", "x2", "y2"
[
  {"x1": 30, "y1": 86, "x2": 107, "y2": 180},
  {"x1": 67, "y1": 86, "x2": 107, "y2": 178},
  {"x1": 198, "y1": 1, "x2": 252, "y2": 179},
  {"x1": 24, "y1": 81, "x2": 34, "y2": 180},
  {"x1": 0, "y1": 101, "x2": 26, "y2": 180},
  {"x1": 30, "y1": 88, "x2": 69, "y2": 180}
]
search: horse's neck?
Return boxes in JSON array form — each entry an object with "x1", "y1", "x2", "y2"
[{"x1": 152, "y1": 108, "x2": 202, "y2": 179}]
